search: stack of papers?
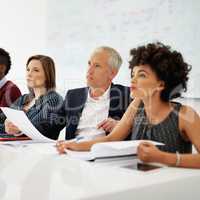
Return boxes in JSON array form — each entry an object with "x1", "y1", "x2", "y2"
[{"x1": 65, "y1": 140, "x2": 164, "y2": 161}]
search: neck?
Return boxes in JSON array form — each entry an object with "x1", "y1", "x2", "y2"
[
  {"x1": 33, "y1": 87, "x2": 47, "y2": 99},
  {"x1": 142, "y1": 95, "x2": 170, "y2": 122},
  {"x1": 90, "y1": 85, "x2": 110, "y2": 98}
]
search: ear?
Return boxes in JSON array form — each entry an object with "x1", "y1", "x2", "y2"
[
  {"x1": 110, "y1": 68, "x2": 118, "y2": 80},
  {"x1": 157, "y1": 80, "x2": 165, "y2": 91}
]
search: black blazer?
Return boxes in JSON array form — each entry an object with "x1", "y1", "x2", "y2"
[{"x1": 61, "y1": 83, "x2": 131, "y2": 140}]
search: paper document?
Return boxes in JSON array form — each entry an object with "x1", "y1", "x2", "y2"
[
  {"x1": 65, "y1": 140, "x2": 164, "y2": 161},
  {"x1": 1, "y1": 107, "x2": 55, "y2": 143}
]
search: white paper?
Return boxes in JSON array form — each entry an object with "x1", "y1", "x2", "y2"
[
  {"x1": 64, "y1": 140, "x2": 164, "y2": 161},
  {"x1": 1, "y1": 107, "x2": 55, "y2": 143}
]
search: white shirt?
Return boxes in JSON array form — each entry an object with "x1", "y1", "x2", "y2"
[
  {"x1": 76, "y1": 86, "x2": 111, "y2": 139},
  {"x1": 0, "y1": 77, "x2": 7, "y2": 89}
]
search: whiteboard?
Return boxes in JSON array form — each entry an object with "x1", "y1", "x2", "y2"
[{"x1": 45, "y1": 0, "x2": 200, "y2": 98}]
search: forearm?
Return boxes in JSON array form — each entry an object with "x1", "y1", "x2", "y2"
[
  {"x1": 160, "y1": 152, "x2": 200, "y2": 169},
  {"x1": 76, "y1": 135, "x2": 111, "y2": 151}
]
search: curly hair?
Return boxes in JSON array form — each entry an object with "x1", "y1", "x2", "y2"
[
  {"x1": 129, "y1": 42, "x2": 191, "y2": 102},
  {"x1": 0, "y1": 48, "x2": 11, "y2": 76}
]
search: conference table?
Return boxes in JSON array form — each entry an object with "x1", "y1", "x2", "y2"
[{"x1": 0, "y1": 143, "x2": 199, "y2": 200}]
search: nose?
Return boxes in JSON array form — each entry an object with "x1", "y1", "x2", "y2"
[
  {"x1": 87, "y1": 64, "x2": 94, "y2": 74},
  {"x1": 131, "y1": 75, "x2": 137, "y2": 84},
  {"x1": 26, "y1": 70, "x2": 32, "y2": 77}
]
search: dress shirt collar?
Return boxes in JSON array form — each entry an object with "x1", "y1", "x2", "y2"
[{"x1": 88, "y1": 86, "x2": 111, "y2": 102}]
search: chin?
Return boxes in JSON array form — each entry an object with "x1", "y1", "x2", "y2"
[{"x1": 130, "y1": 91, "x2": 143, "y2": 99}]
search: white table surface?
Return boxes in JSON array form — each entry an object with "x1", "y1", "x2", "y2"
[{"x1": 0, "y1": 143, "x2": 199, "y2": 200}]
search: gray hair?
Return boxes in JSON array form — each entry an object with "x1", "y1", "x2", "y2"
[{"x1": 92, "y1": 46, "x2": 122, "y2": 70}]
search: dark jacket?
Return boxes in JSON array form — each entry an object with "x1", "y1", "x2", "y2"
[{"x1": 61, "y1": 83, "x2": 131, "y2": 140}]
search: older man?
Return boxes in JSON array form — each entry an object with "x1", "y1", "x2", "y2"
[{"x1": 60, "y1": 46, "x2": 131, "y2": 140}]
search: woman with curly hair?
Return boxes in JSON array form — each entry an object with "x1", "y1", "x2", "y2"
[{"x1": 56, "y1": 42, "x2": 200, "y2": 169}]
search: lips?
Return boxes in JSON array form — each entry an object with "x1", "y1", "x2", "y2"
[
  {"x1": 131, "y1": 85, "x2": 137, "y2": 91},
  {"x1": 87, "y1": 75, "x2": 93, "y2": 80}
]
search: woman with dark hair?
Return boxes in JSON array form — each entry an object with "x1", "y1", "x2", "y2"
[
  {"x1": 56, "y1": 42, "x2": 200, "y2": 168},
  {"x1": 0, "y1": 48, "x2": 21, "y2": 107},
  {"x1": 0, "y1": 55, "x2": 63, "y2": 140}
]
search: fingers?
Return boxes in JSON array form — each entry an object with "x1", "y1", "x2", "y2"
[
  {"x1": 100, "y1": 122, "x2": 112, "y2": 132},
  {"x1": 97, "y1": 119, "x2": 107, "y2": 129},
  {"x1": 97, "y1": 118, "x2": 118, "y2": 132},
  {"x1": 56, "y1": 141, "x2": 67, "y2": 154},
  {"x1": 137, "y1": 142, "x2": 157, "y2": 163},
  {"x1": 56, "y1": 141, "x2": 77, "y2": 154},
  {"x1": 5, "y1": 121, "x2": 20, "y2": 135},
  {"x1": 137, "y1": 142, "x2": 150, "y2": 162}
]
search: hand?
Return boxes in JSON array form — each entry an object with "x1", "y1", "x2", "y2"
[
  {"x1": 97, "y1": 118, "x2": 119, "y2": 132},
  {"x1": 56, "y1": 140, "x2": 86, "y2": 154},
  {"x1": 4, "y1": 119, "x2": 21, "y2": 136},
  {"x1": 137, "y1": 142, "x2": 163, "y2": 163}
]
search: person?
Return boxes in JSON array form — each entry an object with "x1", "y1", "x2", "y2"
[
  {"x1": 57, "y1": 46, "x2": 131, "y2": 140},
  {"x1": 0, "y1": 48, "x2": 21, "y2": 107},
  {"x1": 56, "y1": 42, "x2": 200, "y2": 169},
  {"x1": 0, "y1": 55, "x2": 63, "y2": 140}
]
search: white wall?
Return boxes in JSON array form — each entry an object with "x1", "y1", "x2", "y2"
[
  {"x1": 46, "y1": 0, "x2": 200, "y2": 97},
  {"x1": 1, "y1": 0, "x2": 200, "y2": 98},
  {"x1": 0, "y1": 0, "x2": 47, "y2": 93}
]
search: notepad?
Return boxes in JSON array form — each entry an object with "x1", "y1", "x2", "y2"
[
  {"x1": 0, "y1": 133, "x2": 30, "y2": 141},
  {"x1": 65, "y1": 140, "x2": 164, "y2": 161}
]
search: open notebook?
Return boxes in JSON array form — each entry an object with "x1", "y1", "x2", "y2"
[{"x1": 65, "y1": 140, "x2": 164, "y2": 161}]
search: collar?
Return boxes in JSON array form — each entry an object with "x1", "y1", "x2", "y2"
[
  {"x1": 0, "y1": 77, "x2": 8, "y2": 89},
  {"x1": 88, "y1": 86, "x2": 111, "y2": 102}
]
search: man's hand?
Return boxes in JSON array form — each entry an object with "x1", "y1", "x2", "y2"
[{"x1": 97, "y1": 117, "x2": 119, "y2": 132}]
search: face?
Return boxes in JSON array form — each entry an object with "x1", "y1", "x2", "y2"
[
  {"x1": 0, "y1": 64, "x2": 6, "y2": 80},
  {"x1": 26, "y1": 59, "x2": 46, "y2": 89},
  {"x1": 86, "y1": 51, "x2": 118, "y2": 90},
  {"x1": 130, "y1": 65, "x2": 164, "y2": 100}
]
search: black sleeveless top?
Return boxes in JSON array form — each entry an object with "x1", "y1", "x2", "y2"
[{"x1": 131, "y1": 102, "x2": 192, "y2": 153}]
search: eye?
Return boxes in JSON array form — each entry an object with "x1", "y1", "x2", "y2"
[
  {"x1": 94, "y1": 64, "x2": 100, "y2": 68},
  {"x1": 139, "y1": 73, "x2": 146, "y2": 78},
  {"x1": 88, "y1": 61, "x2": 91, "y2": 66},
  {"x1": 26, "y1": 67, "x2": 30, "y2": 72}
]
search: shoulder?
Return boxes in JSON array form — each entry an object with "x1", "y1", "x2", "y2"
[
  {"x1": 10, "y1": 94, "x2": 28, "y2": 108},
  {"x1": 5, "y1": 81, "x2": 20, "y2": 91},
  {"x1": 179, "y1": 104, "x2": 200, "y2": 131},
  {"x1": 3, "y1": 81, "x2": 21, "y2": 100},
  {"x1": 65, "y1": 87, "x2": 88, "y2": 98},
  {"x1": 179, "y1": 104, "x2": 199, "y2": 120},
  {"x1": 111, "y1": 83, "x2": 129, "y2": 91},
  {"x1": 110, "y1": 84, "x2": 130, "y2": 100},
  {"x1": 45, "y1": 91, "x2": 63, "y2": 105}
]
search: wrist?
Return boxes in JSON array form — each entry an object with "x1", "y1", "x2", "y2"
[
  {"x1": 155, "y1": 150, "x2": 166, "y2": 164},
  {"x1": 160, "y1": 152, "x2": 179, "y2": 167}
]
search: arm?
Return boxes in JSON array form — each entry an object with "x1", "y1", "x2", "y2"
[
  {"x1": 30, "y1": 93, "x2": 65, "y2": 140},
  {"x1": 56, "y1": 98, "x2": 141, "y2": 153},
  {"x1": 138, "y1": 106, "x2": 200, "y2": 168}
]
